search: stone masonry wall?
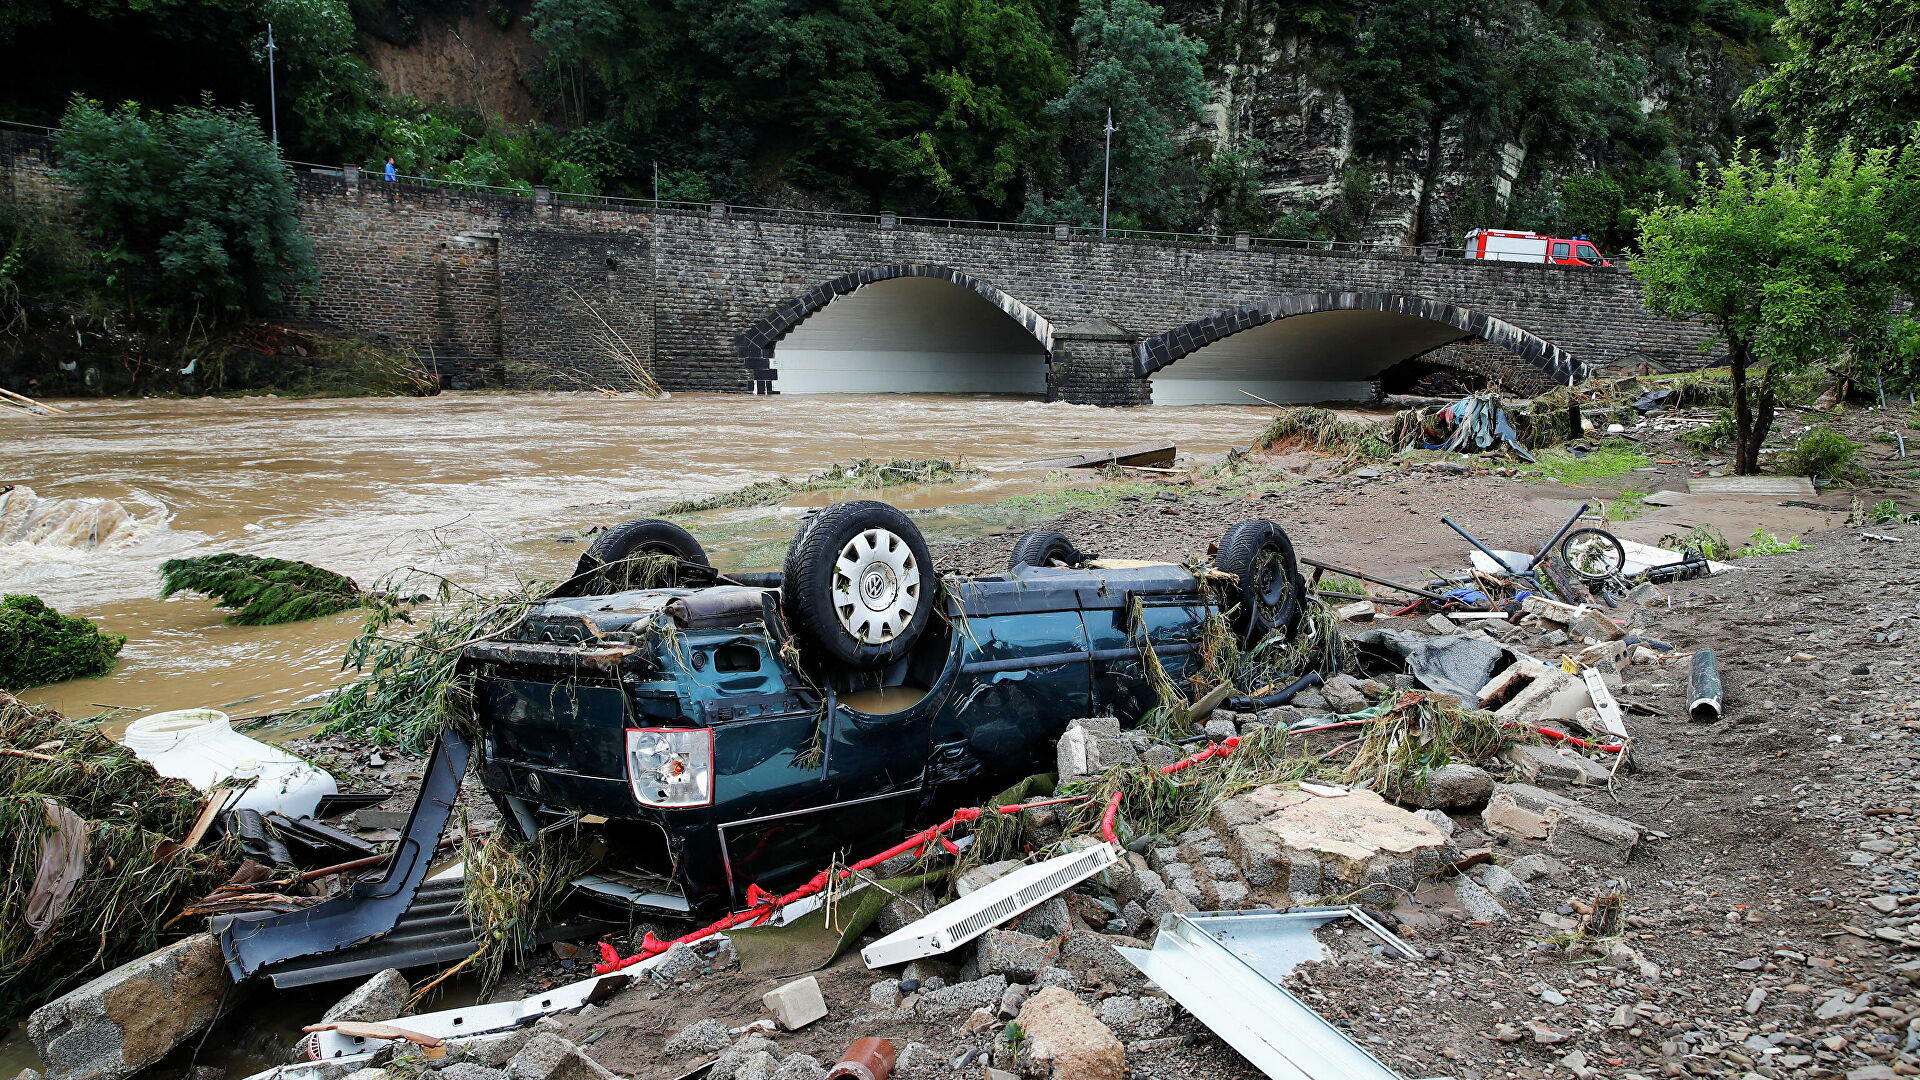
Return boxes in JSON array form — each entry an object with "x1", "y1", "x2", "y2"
[{"x1": 1, "y1": 141, "x2": 1715, "y2": 404}]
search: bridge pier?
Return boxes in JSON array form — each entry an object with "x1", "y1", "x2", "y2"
[{"x1": 1048, "y1": 319, "x2": 1151, "y2": 406}]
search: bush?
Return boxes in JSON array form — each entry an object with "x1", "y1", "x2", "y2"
[
  {"x1": 0, "y1": 595, "x2": 124, "y2": 689},
  {"x1": 54, "y1": 97, "x2": 316, "y2": 330},
  {"x1": 1780, "y1": 425, "x2": 1865, "y2": 481}
]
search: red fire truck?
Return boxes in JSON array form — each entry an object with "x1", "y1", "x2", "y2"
[{"x1": 1463, "y1": 229, "x2": 1611, "y2": 267}]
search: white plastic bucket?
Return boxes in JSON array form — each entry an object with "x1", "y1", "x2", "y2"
[{"x1": 122, "y1": 708, "x2": 337, "y2": 819}]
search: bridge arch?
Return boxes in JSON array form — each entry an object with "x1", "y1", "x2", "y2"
[
  {"x1": 736, "y1": 263, "x2": 1055, "y2": 394},
  {"x1": 1136, "y1": 292, "x2": 1583, "y2": 405}
]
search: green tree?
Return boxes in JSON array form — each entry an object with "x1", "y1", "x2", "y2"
[
  {"x1": 1024, "y1": 0, "x2": 1209, "y2": 231},
  {"x1": 54, "y1": 97, "x2": 316, "y2": 329},
  {"x1": 1746, "y1": 0, "x2": 1920, "y2": 149},
  {"x1": 1635, "y1": 142, "x2": 1919, "y2": 473}
]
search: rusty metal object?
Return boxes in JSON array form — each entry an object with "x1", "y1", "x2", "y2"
[
  {"x1": 462, "y1": 640, "x2": 635, "y2": 674},
  {"x1": 826, "y1": 1038, "x2": 897, "y2": 1080}
]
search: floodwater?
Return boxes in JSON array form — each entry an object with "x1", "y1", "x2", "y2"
[{"x1": 2, "y1": 391, "x2": 1274, "y2": 720}]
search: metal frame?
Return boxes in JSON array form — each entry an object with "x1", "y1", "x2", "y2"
[{"x1": 1115, "y1": 908, "x2": 1413, "y2": 1080}]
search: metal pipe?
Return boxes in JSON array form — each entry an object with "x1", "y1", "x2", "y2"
[
  {"x1": 1530, "y1": 503, "x2": 1593, "y2": 571},
  {"x1": 1689, "y1": 649, "x2": 1722, "y2": 723},
  {"x1": 1224, "y1": 671, "x2": 1323, "y2": 712}
]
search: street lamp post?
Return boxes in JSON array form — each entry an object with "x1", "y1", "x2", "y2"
[
  {"x1": 265, "y1": 23, "x2": 279, "y2": 146},
  {"x1": 1100, "y1": 107, "x2": 1114, "y2": 238}
]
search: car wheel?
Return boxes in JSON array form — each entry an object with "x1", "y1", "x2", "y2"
[
  {"x1": 560, "y1": 518, "x2": 709, "y2": 596},
  {"x1": 1008, "y1": 529, "x2": 1084, "y2": 570},
  {"x1": 1214, "y1": 519, "x2": 1304, "y2": 644},
  {"x1": 783, "y1": 500, "x2": 934, "y2": 669}
]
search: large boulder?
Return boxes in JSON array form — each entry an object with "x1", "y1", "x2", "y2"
[
  {"x1": 28, "y1": 933, "x2": 234, "y2": 1080},
  {"x1": 1013, "y1": 987, "x2": 1125, "y2": 1080},
  {"x1": 1211, "y1": 785, "x2": 1452, "y2": 903}
]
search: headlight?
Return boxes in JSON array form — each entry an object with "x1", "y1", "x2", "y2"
[{"x1": 625, "y1": 727, "x2": 714, "y2": 808}]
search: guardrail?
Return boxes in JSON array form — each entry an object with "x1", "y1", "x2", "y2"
[{"x1": 7, "y1": 119, "x2": 1618, "y2": 267}]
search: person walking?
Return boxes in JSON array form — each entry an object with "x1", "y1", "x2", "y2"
[{"x1": 384, "y1": 157, "x2": 398, "y2": 182}]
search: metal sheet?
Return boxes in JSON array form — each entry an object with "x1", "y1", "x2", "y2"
[{"x1": 1118, "y1": 909, "x2": 1407, "y2": 1080}]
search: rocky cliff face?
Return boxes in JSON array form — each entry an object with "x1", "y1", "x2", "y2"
[{"x1": 1170, "y1": 0, "x2": 1775, "y2": 248}]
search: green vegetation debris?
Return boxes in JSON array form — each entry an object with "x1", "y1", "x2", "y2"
[
  {"x1": 1, "y1": 693, "x2": 233, "y2": 1016},
  {"x1": 1658, "y1": 524, "x2": 1808, "y2": 560},
  {"x1": 460, "y1": 820, "x2": 597, "y2": 988},
  {"x1": 159, "y1": 554, "x2": 383, "y2": 626},
  {"x1": 315, "y1": 577, "x2": 543, "y2": 752},
  {"x1": 660, "y1": 458, "x2": 981, "y2": 515},
  {"x1": 1678, "y1": 410, "x2": 1738, "y2": 453},
  {"x1": 1853, "y1": 498, "x2": 1920, "y2": 526},
  {"x1": 1252, "y1": 408, "x2": 1392, "y2": 458},
  {"x1": 0, "y1": 595, "x2": 124, "y2": 690},
  {"x1": 1779, "y1": 425, "x2": 1865, "y2": 481}
]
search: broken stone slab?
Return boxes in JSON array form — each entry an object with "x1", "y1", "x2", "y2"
[
  {"x1": 976, "y1": 930, "x2": 1051, "y2": 982},
  {"x1": 1467, "y1": 863, "x2": 1535, "y2": 909},
  {"x1": 1502, "y1": 744, "x2": 1611, "y2": 787},
  {"x1": 1484, "y1": 783, "x2": 1642, "y2": 864},
  {"x1": 1520, "y1": 595, "x2": 1582, "y2": 626},
  {"x1": 321, "y1": 969, "x2": 410, "y2": 1025},
  {"x1": 1013, "y1": 987, "x2": 1125, "y2": 1080},
  {"x1": 1211, "y1": 785, "x2": 1451, "y2": 904},
  {"x1": 29, "y1": 932, "x2": 235, "y2": 1080},
  {"x1": 1320, "y1": 674, "x2": 1371, "y2": 714},
  {"x1": 918, "y1": 975, "x2": 1008, "y2": 1018},
  {"x1": 764, "y1": 975, "x2": 828, "y2": 1031},
  {"x1": 1385, "y1": 762, "x2": 1494, "y2": 808},
  {"x1": 1452, "y1": 875, "x2": 1510, "y2": 923},
  {"x1": 666, "y1": 1019, "x2": 734, "y2": 1057}
]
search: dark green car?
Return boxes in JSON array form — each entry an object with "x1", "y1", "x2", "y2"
[{"x1": 464, "y1": 500, "x2": 1305, "y2": 918}]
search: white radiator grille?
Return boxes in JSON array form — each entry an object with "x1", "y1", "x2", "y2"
[{"x1": 861, "y1": 842, "x2": 1121, "y2": 968}]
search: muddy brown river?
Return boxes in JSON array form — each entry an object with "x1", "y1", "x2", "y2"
[{"x1": 2, "y1": 392, "x2": 1274, "y2": 720}]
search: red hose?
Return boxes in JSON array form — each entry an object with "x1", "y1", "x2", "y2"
[{"x1": 597, "y1": 709, "x2": 1620, "y2": 973}]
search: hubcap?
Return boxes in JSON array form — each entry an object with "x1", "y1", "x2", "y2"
[{"x1": 831, "y1": 528, "x2": 921, "y2": 644}]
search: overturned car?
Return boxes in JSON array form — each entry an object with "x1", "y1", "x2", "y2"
[{"x1": 463, "y1": 500, "x2": 1308, "y2": 918}]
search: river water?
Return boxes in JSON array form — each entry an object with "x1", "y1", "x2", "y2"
[{"x1": 2, "y1": 392, "x2": 1273, "y2": 719}]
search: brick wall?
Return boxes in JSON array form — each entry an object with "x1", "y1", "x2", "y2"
[{"x1": 1, "y1": 140, "x2": 1716, "y2": 404}]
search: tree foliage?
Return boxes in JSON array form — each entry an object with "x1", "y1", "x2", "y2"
[
  {"x1": 54, "y1": 97, "x2": 316, "y2": 328},
  {"x1": 1747, "y1": 0, "x2": 1920, "y2": 150},
  {"x1": 1635, "y1": 143, "x2": 1920, "y2": 473}
]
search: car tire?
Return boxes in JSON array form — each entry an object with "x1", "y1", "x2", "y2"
[
  {"x1": 1214, "y1": 519, "x2": 1304, "y2": 644},
  {"x1": 561, "y1": 519, "x2": 709, "y2": 595},
  {"x1": 783, "y1": 500, "x2": 934, "y2": 669},
  {"x1": 1008, "y1": 530, "x2": 1084, "y2": 570}
]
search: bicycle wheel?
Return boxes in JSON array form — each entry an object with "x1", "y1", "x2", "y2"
[{"x1": 1559, "y1": 527, "x2": 1627, "y2": 582}]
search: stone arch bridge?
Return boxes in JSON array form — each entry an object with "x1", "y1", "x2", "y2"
[{"x1": 282, "y1": 169, "x2": 1707, "y2": 405}]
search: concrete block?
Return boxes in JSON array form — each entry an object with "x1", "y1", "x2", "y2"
[
  {"x1": 1013, "y1": 987, "x2": 1125, "y2": 1080},
  {"x1": 976, "y1": 930, "x2": 1051, "y2": 982},
  {"x1": 1484, "y1": 783, "x2": 1641, "y2": 864},
  {"x1": 1467, "y1": 863, "x2": 1535, "y2": 909},
  {"x1": 321, "y1": 969, "x2": 409, "y2": 1024},
  {"x1": 1479, "y1": 658, "x2": 1591, "y2": 723},
  {"x1": 957, "y1": 860, "x2": 1024, "y2": 897},
  {"x1": 29, "y1": 933, "x2": 233, "y2": 1080},
  {"x1": 507, "y1": 1034, "x2": 618, "y2": 1080},
  {"x1": 1320, "y1": 674, "x2": 1370, "y2": 714},
  {"x1": 1386, "y1": 762, "x2": 1494, "y2": 808},
  {"x1": 1503, "y1": 744, "x2": 1610, "y2": 787},
  {"x1": 763, "y1": 975, "x2": 828, "y2": 1031},
  {"x1": 1521, "y1": 596, "x2": 1582, "y2": 625},
  {"x1": 1334, "y1": 601, "x2": 1375, "y2": 622},
  {"x1": 666, "y1": 1019, "x2": 734, "y2": 1057}
]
